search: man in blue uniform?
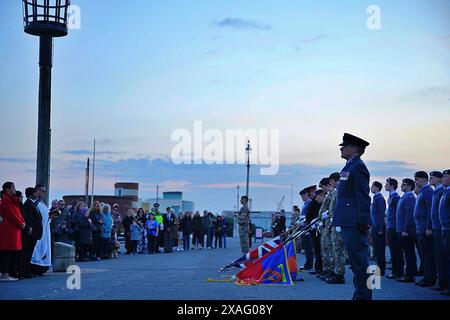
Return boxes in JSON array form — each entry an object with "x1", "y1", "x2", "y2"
[
  {"x1": 413, "y1": 171, "x2": 436, "y2": 287},
  {"x1": 396, "y1": 178, "x2": 418, "y2": 283},
  {"x1": 429, "y1": 171, "x2": 448, "y2": 291},
  {"x1": 299, "y1": 186, "x2": 316, "y2": 270},
  {"x1": 370, "y1": 181, "x2": 387, "y2": 276},
  {"x1": 439, "y1": 169, "x2": 450, "y2": 296},
  {"x1": 385, "y1": 178, "x2": 403, "y2": 280},
  {"x1": 331, "y1": 133, "x2": 372, "y2": 300}
]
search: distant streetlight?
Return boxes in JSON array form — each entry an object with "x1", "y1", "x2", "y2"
[{"x1": 22, "y1": 0, "x2": 71, "y2": 204}]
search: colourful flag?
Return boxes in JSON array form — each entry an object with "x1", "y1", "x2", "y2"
[
  {"x1": 222, "y1": 236, "x2": 281, "y2": 270},
  {"x1": 235, "y1": 243, "x2": 294, "y2": 285},
  {"x1": 285, "y1": 240, "x2": 298, "y2": 280}
]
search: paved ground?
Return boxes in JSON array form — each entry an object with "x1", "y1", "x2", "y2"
[{"x1": 1, "y1": 237, "x2": 449, "y2": 300}]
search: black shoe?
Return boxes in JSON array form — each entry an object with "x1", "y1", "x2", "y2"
[
  {"x1": 398, "y1": 276, "x2": 415, "y2": 283},
  {"x1": 299, "y1": 265, "x2": 312, "y2": 271},
  {"x1": 417, "y1": 279, "x2": 436, "y2": 287},
  {"x1": 326, "y1": 274, "x2": 345, "y2": 284},
  {"x1": 386, "y1": 274, "x2": 397, "y2": 279},
  {"x1": 415, "y1": 279, "x2": 426, "y2": 286}
]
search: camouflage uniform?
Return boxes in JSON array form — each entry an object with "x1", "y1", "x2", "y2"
[
  {"x1": 237, "y1": 204, "x2": 250, "y2": 253},
  {"x1": 319, "y1": 189, "x2": 335, "y2": 273},
  {"x1": 329, "y1": 188, "x2": 346, "y2": 276}
]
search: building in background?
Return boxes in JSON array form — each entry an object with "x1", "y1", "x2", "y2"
[
  {"x1": 63, "y1": 182, "x2": 139, "y2": 217},
  {"x1": 137, "y1": 191, "x2": 195, "y2": 214}
]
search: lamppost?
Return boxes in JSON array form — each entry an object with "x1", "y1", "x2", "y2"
[
  {"x1": 22, "y1": 0, "x2": 71, "y2": 205},
  {"x1": 245, "y1": 140, "x2": 251, "y2": 197}
]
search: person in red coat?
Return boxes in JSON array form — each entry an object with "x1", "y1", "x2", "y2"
[{"x1": 0, "y1": 182, "x2": 26, "y2": 281}]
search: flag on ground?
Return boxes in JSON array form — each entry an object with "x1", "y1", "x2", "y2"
[{"x1": 235, "y1": 243, "x2": 294, "y2": 285}]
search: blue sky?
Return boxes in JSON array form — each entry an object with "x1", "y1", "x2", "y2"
[{"x1": 0, "y1": 0, "x2": 449, "y2": 212}]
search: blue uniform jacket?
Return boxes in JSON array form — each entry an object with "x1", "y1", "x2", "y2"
[
  {"x1": 439, "y1": 187, "x2": 450, "y2": 231},
  {"x1": 413, "y1": 184, "x2": 433, "y2": 234},
  {"x1": 387, "y1": 192, "x2": 400, "y2": 230},
  {"x1": 396, "y1": 192, "x2": 416, "y2": 235},
  {"x1": 370, "y1": 193, "x2": 386, "y2": 233},
  {"x1": 431, "y1": 185, "x2": 445, "y2": 230},
  {"x1": 332, "y1": 156, "x2": 371, "y2": 227}
]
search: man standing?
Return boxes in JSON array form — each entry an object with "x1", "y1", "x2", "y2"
[
  {"x1": 331, "y1": 133, "x2": 371, "y2": 300},
  {"x1": 327, "y1": 172, "x2": 346, "y2": 284},
  {"x1": 318, "y1": 178, "x2": 333, "y2": 280},
  {"x1": 300, "y1": 186, "x2": 316, "y2": 270},
  {"x1": 370, "y1": 181, "x2": 387, "y2": 276},
  {"x1": 413, "y1": 171, "x2": 436, "y2": 287},
  {"x1": 237, "y1": 196, "x2": 250, "y2": 254},
  {"x1": 20, "y1": 187, "x2": 42, "y2": 278},
  {"x1": 429, "y1": 171, "x2": 448, "y2": 291},
  {"x1": 396, "y1": 178, "x2": 418, "y2": 283},
  {"x1": 31, "y1": 184, "x2": 52, "y2": 276},
  {"x1": 385, "y1": 178, "x2": 403, "y2": 280},
  {"x1": 162, "y1": 207, "x2": 176, "y2": 253},
  {"x1": 439, "y1": 170, "x2": 450, "y2": 296}
]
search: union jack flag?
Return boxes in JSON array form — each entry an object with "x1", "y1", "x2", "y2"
[{"x1": 221, "y1": 236, "x2": 281, "y2": 271}]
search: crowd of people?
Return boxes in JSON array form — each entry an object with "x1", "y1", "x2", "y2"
[
  {"x1": 290, "y1": 169, "x2": 450, "y2": 296},
  {"x1": 0, "y1": 181, "x2": 230, "y2": 282}
]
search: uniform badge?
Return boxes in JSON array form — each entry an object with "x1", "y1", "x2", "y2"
[{"x1": 340, "y1": 171, "x2": 350, "y2": 181}]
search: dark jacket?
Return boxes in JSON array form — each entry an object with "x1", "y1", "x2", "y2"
[
  {"x1": 50, "y1": 210, "x2": 73, "y2": 244},
  {"x1": 413, "y1": 184, "x2": 433, "y2": 234},
  {"x1": 78, "y1": 216, "x2": 93, "y2": 245},
  {"x1": 214, "y1": 218, "x2": 223, "y2": 234},
  {"x1": 386, "y1": 192, "x2": 400, "y2": 230},
  {"x1": 192, "y1": 215, "x2": 203, "y2": 232},
  {"x1": 89, "y1": 210, "x2": 103, "y2": 233},
  {"x1": 332, "y1": 156, "x2": 371, "y2": 227},
  {"x1": 122, "y1": 215, "x2": 133, "y2": 234},
  {"x1": 181, "y1": 216, "x2": 193, "y2": 234},
  {"x1": 396, "y1": 192, "x2": 416, "y2": 235},
  {"x1": 306, "y1": 200, "x2": 321, "y2": 224},
  {"x1": 22, "y1": 198, "x2": 43, "y2": 240},
  {"x1": 162, "y1": 213, "x2": 176, "y2": 233},
  {"x1": 370, "y1": 193, "x2": 386, "y2": 233}
]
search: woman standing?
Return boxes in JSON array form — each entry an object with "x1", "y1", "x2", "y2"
[
  {"x1": 145, "y1": 213, "x2": 159, "y2": 254},
  {"x1": 100, "y1": 204, "x2": 113, "y2": 259},
  {"x1": 192, "y1": 212, "x2": 203, "y2": 250},
  {"x1": 89, "y1": 201, "x2": 103, "y2": 260},
  {"x1": 78, "y1": 206, "x2": 93, "y2": 261},
  {"x1": 0, "y1": 182, "x2": 26, "y2": 281}
]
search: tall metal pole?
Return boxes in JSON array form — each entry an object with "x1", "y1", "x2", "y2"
[
  {"x1": 245, "y1": 140, "x2": 251, "y2": 197},
  {"x1": 91, "y1": 139, "x2": 96, "y2": 207},
  {"x1": 36, "y1": 35, "x2": 53, "y2": 205},
  {"x1": 85, "y1": 158, "x2": 90, "y2": 205},
  {"x1": 290, "y1": 185, "x2": 293, "y2": 210},
  {"x1": 156, "y1": 185, "x2": 159, "y2": 203}
]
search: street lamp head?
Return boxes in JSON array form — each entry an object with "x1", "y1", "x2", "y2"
[{"x1": 22, "y1": 0, "x2": 71, "y2": 37}]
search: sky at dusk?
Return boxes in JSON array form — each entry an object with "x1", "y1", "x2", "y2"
[{"x1": 0, "y1": 0, "x2": 449, "y2": 212}]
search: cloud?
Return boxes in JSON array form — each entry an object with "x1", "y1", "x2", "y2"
[
  {"x1": 366, "y1": 160, "x2": 417, "y2": 177},
  {"x1": 300, "y1": 34, "x2": 328, "y2": 44},
  {"x1": 62, "y1": 150, "x2": 126, "y2": 156},
  {"x1": 212, "y1": 18, "x2": 272, "y2": 31},
  {"x1": 0, "y1": 157, "x2": 34, "y2": 163}
]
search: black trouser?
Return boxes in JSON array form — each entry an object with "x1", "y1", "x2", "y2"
[
  {"x1": 0, "y1": 250, "x2": 20, "y2": 276},
  {"x1": 79, "y1": 244, "x2": 92, "y2": 260},
  {"x1": 130, "y1": 240, "x2": 138, "y2": 253},
  {"x1": 147, "y1": 235, "x2": 157, "y2": 254},
  {"x1": 311, "y1": 231, "x2": 323, "y2": 272},
  {"x1": 442, "y1": 230, "x2": 450, "y2": 290},
  {"x1": 192, "y1": 231, "x2": 202, "y2": 247},
  {"x1": 215, "y1": 232, "x2": 222, "y2": 248},
  {"x1": 92, "y1": 230, "x2": 102, "y2": 257},
  {"x1": 302, "y1": 233, "x2": 314, "y2": 269},
  {"x1": 124, "y1": 232, "x2": 131, "y2": 253},
  {"x1": 20, "y1": 238, "x2": 37, "y2": 276},
  {"x1": 399, "y1": 233, "x2": 417, "y2": 277},
  {"x1": 372, "y1": 230, "x2": 386, "y2": 274},
  {"x1": 183, "y1": 232, "x2": 190, "y2": 250},
  {"x1": 100, "y1": 237, "x2": 110, "y2": 257},
  {"x1": 387, "y1": 228, "x2": 403, "y2": 276},
  {"x1": 418, "y1": 233, "x2": 436, "y2": 282},
  {"x1": 163, "y1": 231, "x2": 173, "y2": 252},
  {"x1": 415, "y1": 236, "x2": 424, "y2": 273},
  {"x1": 433, "y1": 229, "x2": 449, "y2": 288}
]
